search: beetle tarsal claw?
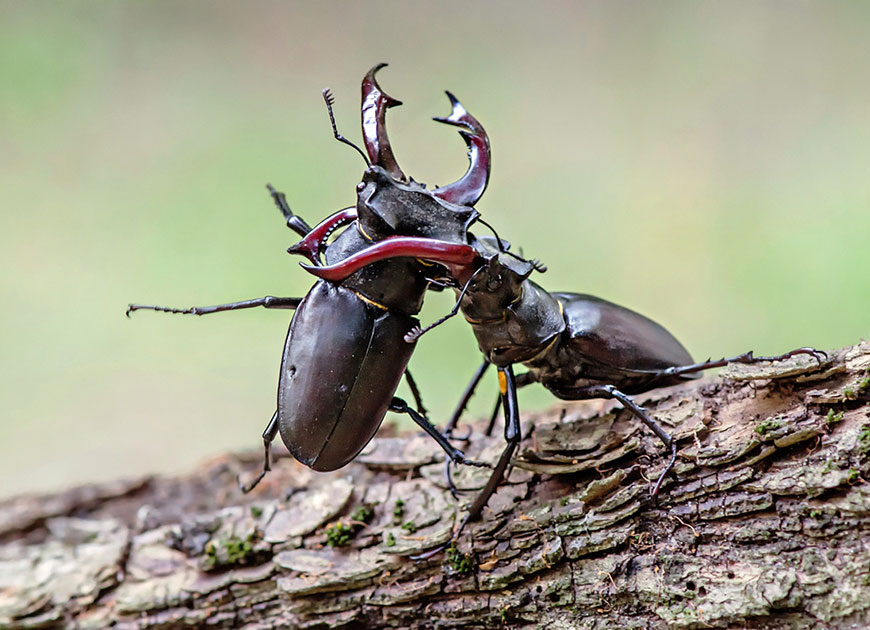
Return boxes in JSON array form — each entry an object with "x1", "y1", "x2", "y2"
[
  {"x1": 454, "y1": 454, "x2": 492, "y2": 469},
  {"x1": 237, "y1": 471, "x2": 266, "y2": 494}
]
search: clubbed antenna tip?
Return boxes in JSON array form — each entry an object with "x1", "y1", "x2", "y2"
[{"x1": 322, "y1": 88, "x2": 370, "y2": 167}]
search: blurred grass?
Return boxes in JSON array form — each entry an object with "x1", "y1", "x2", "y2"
[{"x1": 1, "y1": 1, "x2": 868, "y2": 497}]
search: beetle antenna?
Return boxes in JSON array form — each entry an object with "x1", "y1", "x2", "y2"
[
  {"x1": 527, "y1": 258, "x2": 548, "y2": 273},
  {"x1": 404, "y1": 267, "x2": 484, "y2": 343},
  {"x1": 322, "y1": 88, "x2": 370, "y2": 166},
  {"x1": 477, "y1": 218, "x2": 546, "y2": 273},
  {"x1": 477, "y1": 218, "x2": 506, "y2": 252}
]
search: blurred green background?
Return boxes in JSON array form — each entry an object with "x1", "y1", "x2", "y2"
[{"x1": 1, "y1": 2, "x2": 868, "y2": 498}]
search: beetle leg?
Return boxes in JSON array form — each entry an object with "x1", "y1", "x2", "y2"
[
  {"x1": 561, "y1": 384, "x2": 677, "y2": 498},
  {"x1": 389, "y1": 397, "x2": 490, "y2": 469},
  {"x1": 266, "y1": 184, "x2": 313, "y2": 237},
  {"x1": 466, "y1": 365, "x2": 522, "y2": 521},
  {"x1": 661, "y1": 347, "x2": 829, "y2": 379},
  {"x1": 412, "y1": 365, "x2": 523, "y2": 561},
  {"x1": 237, "y1": 411, "x2": 279, "y2": 494},
  {"x1": 445, "y1": 365, "x2": 532, "y2": 443},
  {"x1": 443, "y1": 460, "x2": 465, "y2": 500},
  {"x1": 440, "y1": 362, "x2": 493, "y2": 498},
  {"x1": 403, "y1": 369, "x2": 427, "y2": 417},
  {"x1": 126, "y1": 295, "x2": 302, "y2": 317},
  {"x1": 483, "y1": 371, "x2": 534, "y2": 436},
  {"x1": 484, "y1": 395, "x2": 503, "y2": 437},
  {"x1": 445, "y1": 361, "x2": 490, "y2": 436},
  {"x1": 441, "y1": 361, "x2": 495, "y2": 499}
]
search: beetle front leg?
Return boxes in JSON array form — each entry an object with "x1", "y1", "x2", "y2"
[
  {"x1": 465, "y1": 365, "x2": 522, "y2": 523},
  {"x1": 126, "y1": 295, "x2": 302, "y2": 317},
  {"x1": 237, "y1": 410, "x2": 279, "y2": 494},
  {"x1": 442, "y1": 361, "x2": 492, "y2": 499},
  {"x1": 443, "y1": 367, "x2": 533, "y2": 497},
  {"x1": 445, "y1": 363, "x2": 534, "y2": 438},
  {"x1": 482, "y1": 371, "x2": 535, "y2": 436}
]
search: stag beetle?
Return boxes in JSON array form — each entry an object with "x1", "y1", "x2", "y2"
[{"x1": 127, "y1": 64, "x2": 494, "y2": 490}]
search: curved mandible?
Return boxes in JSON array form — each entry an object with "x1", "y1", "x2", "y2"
[
  {"x1": 431, "y1": 91, "x2": 491, "y2": 207},
  {"x1": 286, "y1": 208, "x2": 358, "y2": 265},
  {"x1": 361, "y1": 63, "x2": 406, "y2": 182},
  {"x1": 300, "y1": 236, "x2": 476, "y2": 282}
]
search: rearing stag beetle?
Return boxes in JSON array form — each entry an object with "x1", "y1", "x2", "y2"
[{"x1": 128, "y1": 64, "x2": 492, "y2": 489}]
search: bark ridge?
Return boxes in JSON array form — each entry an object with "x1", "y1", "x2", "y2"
[{"x1": 1, "y1": 343, "x2": 869, "y2": 629}]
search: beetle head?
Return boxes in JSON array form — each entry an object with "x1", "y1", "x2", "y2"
[
  {"x1": 468, "y1": 235, "x2": 533, "y2": 298},
  {"x1": 355, "y1": 165, "x2": 478, "y2": 243}
]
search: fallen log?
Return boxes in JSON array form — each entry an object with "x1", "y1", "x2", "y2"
[{"x1": 1, "y1": 342, "x2": 869, "y2": 629}]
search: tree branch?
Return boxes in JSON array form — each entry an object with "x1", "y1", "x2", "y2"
[{"x1": 1, "y1": 342, "x2": 869, "y2": 629}]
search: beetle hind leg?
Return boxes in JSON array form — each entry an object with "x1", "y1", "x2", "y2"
[
  {"x1": 561, "y1": 384, "x2": 676, "y2": 498},
  {"x1": 238, "y1": 411, "x2": 279, "y2": 494},
  {"x1": 661, "y1": 346, "x2": 828, "y2": 380}
]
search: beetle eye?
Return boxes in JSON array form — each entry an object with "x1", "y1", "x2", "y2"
[{"x1": 487, "y1": 274, "x2": 503, "y2": 291}]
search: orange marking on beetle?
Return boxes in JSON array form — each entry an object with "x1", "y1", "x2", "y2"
[{"x1": 498, "y1": 371, "x2": 507, "y2": 394}]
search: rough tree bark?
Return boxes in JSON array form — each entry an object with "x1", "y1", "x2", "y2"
[{"x1": 1, "y1": 343, "x2": 869, "y2": 630}]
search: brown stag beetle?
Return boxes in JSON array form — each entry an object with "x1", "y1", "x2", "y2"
[{"x1": 127, "y1": 64, "x2": 496, "y2": 490}]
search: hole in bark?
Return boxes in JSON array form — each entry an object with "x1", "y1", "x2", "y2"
[
  {"x1": 698, "y1": 586, "x2": 707, "y2": 597},
  {"x1": 727, "y1": 571, "x2": 735, "y2": 579},
  {"x1": 686, "y1": 581, "x2": 696, "y2": 591},
  {"x1": 536, "y1": 585, "x2": 542, "y2": 594}
]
